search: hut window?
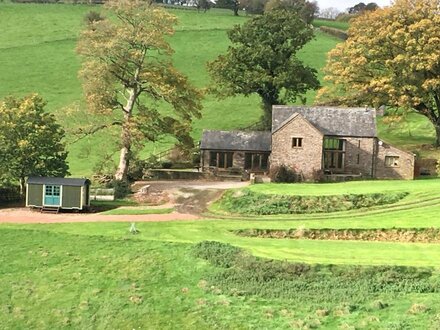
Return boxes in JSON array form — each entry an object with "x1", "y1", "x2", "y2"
[
  {"x1": 292, "y1": 137, "x2": 303, "y2": 148},
  {"x1": 385, "y1": 156, "x2": 399, "y2": 167}
]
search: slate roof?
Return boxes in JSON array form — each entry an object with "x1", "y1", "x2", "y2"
[
  {"x1": 200, "y1": 130, "x2": 271, "y2": 152},
  {"x1": 27, "y1": 177, "x2": 91, "y2": 186},
  {"x1": 272, "y1": 106, "x2": 377, "y2": 137}
]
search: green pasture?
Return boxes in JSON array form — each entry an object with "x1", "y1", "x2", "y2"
[
  {"x1": 2, "y1": 227, "x2": 437, "y2": 329},
  {"x1": 4, "y1": 178, "x2": 440, "y2": 267},
  {"x1": 246, "y1": 178, "x2": 438, "y2": 196},
  {"x1": 6, "y1": 3, "x2": 431, "y2": 177},
  {"x1": 3, "y1": 178, "x2": 440, "y2": 328},
  {"x1": 312, "y1": 18, "x2": 350, "y2": 31}
]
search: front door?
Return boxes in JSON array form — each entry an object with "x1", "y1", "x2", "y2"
[{"x1": 44, "y1": 185, "x2": 61, "y2": 206}]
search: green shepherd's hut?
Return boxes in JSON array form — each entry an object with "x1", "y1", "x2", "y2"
[{"x1": 26, "y1": 177, "x2": 91, "y2": 211}]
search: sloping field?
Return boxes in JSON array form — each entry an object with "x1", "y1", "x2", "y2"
[{"x1": 6, "y1": 3, "x2": 433, "y2": 177}]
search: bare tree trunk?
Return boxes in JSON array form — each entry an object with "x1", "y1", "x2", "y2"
[
  {"x1": 435, "y1": 125, "x2": 440, "y2": 147},
  {"x1": 114, "y1": 88, "x2": 137, "y2": 181},
  {"x1": 19, "y1": 177, "x2": 26, "y2": 198},
  {"x1": 114, "y1": 129, "x2": 130, "y2": 181}
]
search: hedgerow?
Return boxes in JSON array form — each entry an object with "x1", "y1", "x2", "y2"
[
  {"x1": 192, "y1": 241, "x2": 440, "y2": 303},
  {"x1": 217, "y1": 189, "x2": 408, "y2": 215}
]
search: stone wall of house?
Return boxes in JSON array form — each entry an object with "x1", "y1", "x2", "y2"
[
  {"x1": 234, "y1": 152, "x2": 245, "y2": 169},
  {"x1": 271, "y1": 115, "x2": 323, "y2": 180},
  {"x1": 375, "y1": 141, "x2": 415, "y2": 179},
  {"x1": 201, "y1": 150, "x2": 209, "y2": 170},
  {"x1": 343, "y1": 137, "x2": 375, "y2": 177}
]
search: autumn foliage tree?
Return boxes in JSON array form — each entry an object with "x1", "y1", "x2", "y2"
[
  {"x1": 77, "y1": 0, "x2": 202, "y2": 181},
  {"x1": 0, "y1": 94, "x2": 69, "y2": 195},
  {"x1": 317, "y1": 0, "x2": 440, "y2": 145},
  {"x1": 208, "y1": 10, "x2": 320, "y2": 129}
]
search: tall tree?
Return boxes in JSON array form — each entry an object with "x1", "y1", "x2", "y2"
[
  {"x1": 319, "y1": 7, "x2": 340, "y2": 19},
  {"x1": 77, "y1": 0, "x2": 202, "y2": 181},
  {"x1": 0, "y1": 94, "x2": 69, "y2": 195},
  {"x1": 264, "y1": 0, "x2": 318, "y2": 23},
  {"x1": 317, "y1": 0, "x2": 440, "y2": 145},
  {"x1": 216, "y1": 0, "x2": 240, "y2": 15},
  {"x1": 207, "y1": 10, "x2": 319, "y2": 129}
]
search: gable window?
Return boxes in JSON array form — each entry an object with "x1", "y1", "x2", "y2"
[
  {"x1": 385, "y1": 156, "x2": 399, "y2": 167},
  {"x1": 292, "y1": 137, "x2": 303, "y2": 148},
  {"x1": 209, "y1": 151, "x2": 233, "y2": 169},
  {"x1": 323, "y1": 138, "x2": 345, "y2": 171}
]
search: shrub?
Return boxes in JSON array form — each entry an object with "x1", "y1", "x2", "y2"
[
  {"x1": 84, "y1": 10, "x2": 105, "y2": 25},
  {"x1": 161, "y1": 161, "x2": 173, "y2": 169},
  {"x1": 192, "y1": 241, "x2": 244, "y2": 268},
  {"x1": 0, "y1": 185, "x2": 21, "y2": 202},
  {"x1": 108, "y1": 180, "x2": 131, "y2": 199},
  {"x1": 127, "y1": 158, "x2": 147, "y2": 181},
  {"x1": 269, "y1": 165, "x2": 302, "y2": 183}
]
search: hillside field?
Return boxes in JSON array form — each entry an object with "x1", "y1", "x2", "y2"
[{"x1": 1, "y1": 3, "x2": 437, "y2": 176}]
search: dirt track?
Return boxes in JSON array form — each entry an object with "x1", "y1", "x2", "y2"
[
  {"x1": 0, "y1": 208, "x2": 199, "y2": 224},
  {"x1": 0, "y1": 180, "x2": 248, "y2": 224}
]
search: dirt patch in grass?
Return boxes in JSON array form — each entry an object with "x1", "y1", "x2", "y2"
[{"x1": 234, "y1": 228, "x2": 440, "y2": 243}]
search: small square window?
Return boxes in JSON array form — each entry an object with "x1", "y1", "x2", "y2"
[
  {"x1": 292, "y1": 137, "x2": 303, "y2": 148},
  {"x1": 385, "y1": 156, "x2": 399, "y2": 167}
]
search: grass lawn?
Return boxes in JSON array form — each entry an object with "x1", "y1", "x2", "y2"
[
  {"x1": 246, "y1": 178, "x2": 439, "y2": 196},
  {"x1": 3, "y1": 179, "x2": 440, "y2": 328},
  {"x1": 312, "y1": 19, "x2": 350, "y2": 31}
]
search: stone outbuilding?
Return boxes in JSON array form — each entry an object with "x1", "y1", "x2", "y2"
[
  {"x1": 200, "y1": 106, "x2": 415, "y2": 180},
  {"x1": 200, "y1": 130, "x2": 271, "y2": 173}
]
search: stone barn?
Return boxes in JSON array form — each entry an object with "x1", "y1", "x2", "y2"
[
  {"x1": 200, "y1": 106, "x2": 415, "y2": 180},
  {"x1": 200, "y1": 130, "x2": 271, "y2": 173}
]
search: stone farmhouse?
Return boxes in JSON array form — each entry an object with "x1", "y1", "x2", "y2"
[{"x1": 200, "y1": 106, "x2": 415, "y2": 180}]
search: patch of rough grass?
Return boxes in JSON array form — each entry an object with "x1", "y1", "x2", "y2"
[
  {"x1": 408, "y1": 303, "x2": 430, "y2": 314},
  {"x1": 367, "y1": 300, "x2": 388, "y2": 311},
  {"x1": 192, "y1": 241, "x2": 440, "y2": 305},
  {"x1": 234, "y1": 227, "x2": 440, "y2": 243}
]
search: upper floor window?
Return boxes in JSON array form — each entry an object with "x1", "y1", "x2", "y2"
[
  {"x1": 324, "y1": 138, "x2": 344, "y2": 151},
  {"x1": 292, "y1": 137, "x2": 303, "y2": 148},
  {"x1": 385, "y1": 156, "x2": 399, "y2": 167}
]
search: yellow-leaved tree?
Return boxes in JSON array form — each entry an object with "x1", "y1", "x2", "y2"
[
  {"x1": 317, "y1": 0, "x2": 440, "y2": 145},
  {"x1": 77, "y1": 0, "x2": 203, "y2": 182}
]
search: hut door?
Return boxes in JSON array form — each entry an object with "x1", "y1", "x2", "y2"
[{"x1": 44, "y1": 185, "x2": 61, "y2": 206}]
